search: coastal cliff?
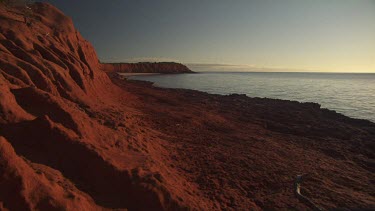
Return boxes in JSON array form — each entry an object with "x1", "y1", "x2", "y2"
[
  {"x1": 101, "y1": 62, "x2": 194, "y2": 73},
  {"x1": 0, "y1": 2, "x2": 374, "y2": 211},
  {"x1": 0, "y1": 3, "x2": 179, "y2": 210}
]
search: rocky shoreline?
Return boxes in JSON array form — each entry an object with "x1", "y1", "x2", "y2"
[{"x1": 109, "y1": 73, "x2": 375, "y2": 210}]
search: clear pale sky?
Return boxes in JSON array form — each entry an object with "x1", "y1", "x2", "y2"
[{"x1": 43, "y1": 0, "x2": 374, "y2": 72}]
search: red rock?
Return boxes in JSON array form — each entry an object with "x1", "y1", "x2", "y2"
[{"x1": 0, "y1": 136, "x2": 103, "y2": 210}]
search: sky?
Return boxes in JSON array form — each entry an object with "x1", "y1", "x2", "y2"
[{"x1": 42, "y1": 0, "x2": 375, "y2": 73}]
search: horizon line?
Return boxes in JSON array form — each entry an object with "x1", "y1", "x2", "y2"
[
  {"x1": 193, "y1": 70, "x2": 375, "y2": 74},
  {"x1": 186, "y1": 63, "x2": 375, "y2": 73},
  {"x1": 99, "y1": 59, "x2": 374, "y2": 73}
]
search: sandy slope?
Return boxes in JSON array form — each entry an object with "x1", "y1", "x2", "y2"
[{"x1": 0, "y1": 2, "x2": 374, "y2": 210}]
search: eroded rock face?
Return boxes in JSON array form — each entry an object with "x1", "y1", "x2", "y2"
[
  {"x1": 0, "y1": 2, "x2": 114, "y2": 110},
  {"x1": 0, "y1": 3, "x2": 188, "y2": 210},
  {"x1": 101, "y1": 62, "x2": 194, "y2": 73},
  {"x1": 0, "y1": 136, "x2": 102, "y2": 211}
]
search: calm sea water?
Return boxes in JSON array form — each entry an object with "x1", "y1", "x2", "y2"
[{"x1": 130, "y1": 72, "x2": 375, "y2": 123}]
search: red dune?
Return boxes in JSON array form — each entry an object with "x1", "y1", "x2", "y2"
[{"x1": 0, "y1": 2, "x2": 374, "y2": 210}]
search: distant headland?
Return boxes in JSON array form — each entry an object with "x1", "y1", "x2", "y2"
[{"x1": 101, "y1": 62, "x2": 194, "y2": 73}]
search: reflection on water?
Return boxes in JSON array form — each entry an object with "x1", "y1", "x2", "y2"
[{"x1": 130, "y1": 72, "x2": 375, "y2": 122}]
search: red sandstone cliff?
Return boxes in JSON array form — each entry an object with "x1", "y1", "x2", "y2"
[
  {"x1": 0, "y1": 3, "x2": 188, "y2": 210},
  {"x1": 101, "y1": 62, "x2": 194, "y2": 73},
  {"x1": 0, "y1": 2, "x2": 115, "y2": 110}
]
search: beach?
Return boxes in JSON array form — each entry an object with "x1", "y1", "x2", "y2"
[{"x1": 108, "y1": 72, "x2": 375, "y2": 210}]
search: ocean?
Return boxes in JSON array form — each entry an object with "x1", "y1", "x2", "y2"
[{"x1": 129, "y1": 72, "x2": 375, "y2": 123}]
